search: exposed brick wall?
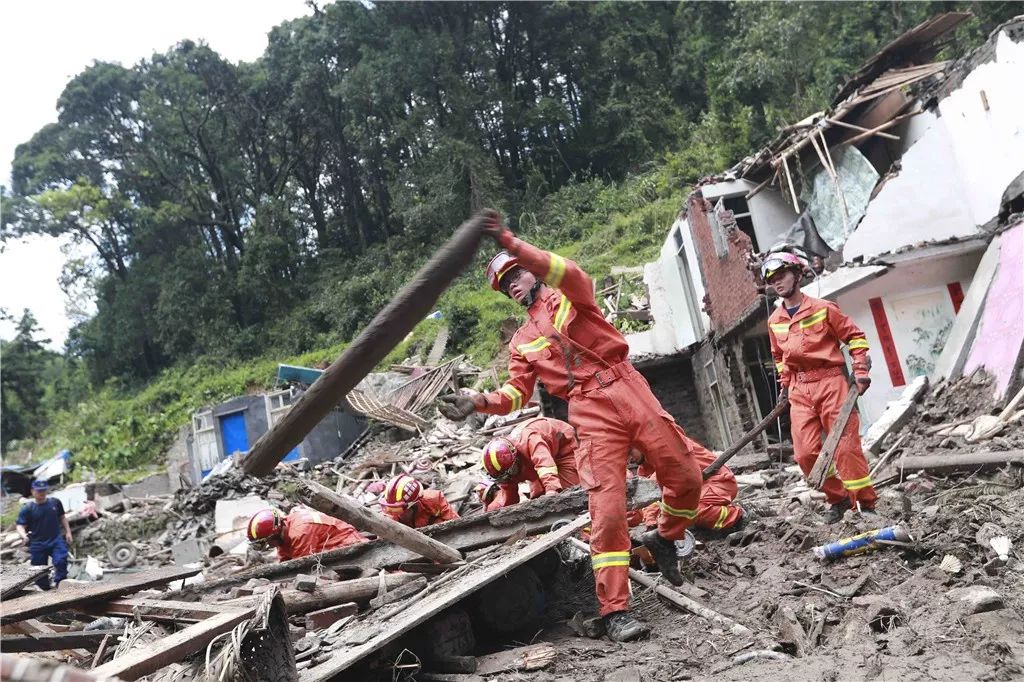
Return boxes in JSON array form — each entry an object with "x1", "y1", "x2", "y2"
[
  {"x1": 687, "y1": 193, "x2": 760, "y2": 332},
  {"x1": 637, "y1": 357, "x2": 709, "y2": 446}
]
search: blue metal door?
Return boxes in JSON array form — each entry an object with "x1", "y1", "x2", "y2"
[{"x1": 219, "y1": 412, "x2": 250, "y2": 458}]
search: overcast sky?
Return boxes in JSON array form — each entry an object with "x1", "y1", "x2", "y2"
[{"x1": 0, "y1": 0, "x2": 312, "y2": 349}]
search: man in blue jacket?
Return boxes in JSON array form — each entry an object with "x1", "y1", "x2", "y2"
[{"x1": 16, "y1": 480, "x2": 73, "y2": 590}]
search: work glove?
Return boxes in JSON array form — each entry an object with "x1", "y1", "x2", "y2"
[
  {"x1": 479, "y1": 208, "x2": 512, "y2": 243},
  {"x1": 437, "y1": 392, "x2": 482, "y2": 420},
  {"x1": 855, "y1": 377, "x2": 871, "y2": 396}
]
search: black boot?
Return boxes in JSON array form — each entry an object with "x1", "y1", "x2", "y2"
[
  {"x1": 825, "y1": 499, "x2": 852, "y2": 524},
  {"x1": 604, "y1": 611, "x2": 650, "y2": 642},
  {"x1": 641, "y1": 530, "x2": 683, "y2": 586}
]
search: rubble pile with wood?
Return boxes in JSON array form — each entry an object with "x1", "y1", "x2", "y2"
[{"x1": 2, "y1": 364, "x2": 1021, "y2": 681}]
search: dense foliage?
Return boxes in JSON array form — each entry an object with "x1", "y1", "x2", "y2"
[{"x1": 2, "y1": 2, "x2": 1020, "y2": 471}]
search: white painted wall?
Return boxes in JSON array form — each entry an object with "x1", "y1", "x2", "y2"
[
  {"x1": 626, "y1": 216, "x2": 708, "y2": 358},
  {"x1": 844, "y1": 29, "x2": 1024, "y2": 261},
  {"x1": 701, "y1": 180, "x2": 798, "y2": 252},
  {"x1": 832, "y1": 248, "x2": 983, "y2": 427}
]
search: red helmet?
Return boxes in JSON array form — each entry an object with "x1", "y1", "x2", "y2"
[
  {"x1": 247, "y1": 508, "x2": 284, "y2": 542},
  {"x1": 485, "y1": 251, "x2": 521, "y2": 292},
  {"x1": 482, "y1": 437, "x2": 519, "y2": 479},
  {"x1": 382, "y1": 474, "x2": 422, "y2": 508}
]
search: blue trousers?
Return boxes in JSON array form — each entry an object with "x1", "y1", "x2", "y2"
[{"x1": 29, "y1": 537, "x2": 69, "y2": 590}]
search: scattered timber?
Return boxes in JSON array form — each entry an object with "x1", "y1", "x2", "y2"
[
  {"x1": 0, "y1": 565, "x2": 202, "y2": 625},
  {"x1": 300, "y1": 514, "x2": 592, "y2": 680},
  {"x1": 898, "y1": 449, "x2": 1024, "y2": 474},
  {"x1": 0, "y1": 629, "x2": 121, "y2": 653},
  {"x1": 301, "y1": 480, "x2": 463, "y2": 564}
]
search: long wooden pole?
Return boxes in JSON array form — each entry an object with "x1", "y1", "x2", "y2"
[
  {"x1": 241, "y1": 215, "x2": 485, "y2": 475},
  {"x1": 808, "y1": 382, "x2": 859, "y2": 489},
  {"x1": 703, "y1": 398, "x2": 789, "y2": 479},
  {"x1": 301, "y1": 480, "x2": 463, "y2": 564}
]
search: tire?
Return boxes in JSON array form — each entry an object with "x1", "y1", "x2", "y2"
[{"x1": 106, "y1": 542, "x2": 138, "y2": 568}]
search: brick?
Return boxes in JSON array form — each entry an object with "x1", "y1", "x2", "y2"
[
  {"x1": 305, "y1": 602, "x2": 358, "y2": 630},
  {"x1": 229, "y1": 587, "x2": 254, "y2": 599}
]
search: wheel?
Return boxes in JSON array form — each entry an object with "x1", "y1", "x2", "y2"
[{"x1": 107, "y1": 542, "x2": 138, "y2": 568}]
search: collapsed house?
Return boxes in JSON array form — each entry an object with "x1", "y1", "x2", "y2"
[{"x1": 627, "y1": 13, "x2": 1024, "y2": 450}]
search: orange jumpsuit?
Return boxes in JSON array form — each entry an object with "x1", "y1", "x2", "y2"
[
  {"x1": 630, "y1": 442, "x2": 742, "y2": 531},
  {"x1": 383, "y1": 489, "x2": 459, "y2": 528},
  {"x1": 488, "y1": 418, "x2": 580, "y2": 509},
  {"x1": 277, "y1": 506, "x2": 367, "y2": 561},
  {"x1": 478, "y1": 234, "x2": 703, "y2": 616},
  {"x1": 768, "y1": 295, "x2": 877, "y2": 508}
]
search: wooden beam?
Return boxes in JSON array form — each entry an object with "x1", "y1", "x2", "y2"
[
  {"x1": 1, "y1": 629, "x2": 120, "y2": 653},
  {"x1": 280, "y1": 572, "x2": 419, "y2": 615},
  {"x1": 79, "y1": 598, "x2": 242, "y2": 624},
  {"x1": 899, "y1": 449, "x2": 1024, "y2": 474},
  {"x1": 703, "y1": 398, "x2": 788, "y2": 479},
  {"x1": 808, "y1": 384, "x2": 859, "y2": 490},
  {"x1": 91, "y1": 607, "x2": 255, "y2": 681},
  {"x1": 825, "y1": 117, "x2": 900, "y2": 140},
  {"x1": 300, "y1": 514, "x2": 591, "y2": 680},
  {"x1": 838, "y1": 111, "x2": 922, "y2": 147},
  {"x1": 167, "y1": 478, "x2": 662, "y2": 600},
  {"x1": 302, "y1": 480, "x2": 462, "y2": 564},
  {"x1": 241, "y1": 214, "x2": 485, "y2": 475},
  {"x1": 5, "y1": 619, "x2": 92, "y2": 659},
  {"x1": 0, "y1": 565, "x2": 202, "y2": 625}
]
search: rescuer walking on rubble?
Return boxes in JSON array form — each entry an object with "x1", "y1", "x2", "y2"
[
  {"x1": 380, "y1": 474, "x2": 459, "y2": 528},
  {"x1": 247, "y1": 506, "x2": 367, "y2": 561},
  {"x1": 481, "y1": 417, "x2": 580, "y2": 510},
  {"x1": 763, "y1": 250, "x2": 878, "y2": 522},
  {"x1": 16, "y1": 480, "x2": 73, "y2": 590},
  {"x1": 439, "y1": 211, "x2": 704, "y2": 642}
]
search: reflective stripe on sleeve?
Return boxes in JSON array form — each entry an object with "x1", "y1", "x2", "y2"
[
  {"x1": 536, "y1": 466, "x2": 559, "y2": 477},
  {"x1": 591, "y1": 551, "x2": 631, "y2": 570},
  {"x1": 545, "y1": 253, "x2": 567, "y2": 288},
  {"x1": 847, "y1": 338, "x2": 869, "y2": 350},
  {"x1": 659, "y1": 501, "x2": 698, "y2": 519},
  {"x1": 498, "y1": 385, "x2": 523, "y2": 412}
]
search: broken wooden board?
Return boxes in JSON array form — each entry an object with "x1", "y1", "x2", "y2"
[
  {"x1": 0, "y1": 565, "x2": 50, "y2": 600},
  {"x1": 4, "y1": 618, "x2": 92, "y2": 659},
  {"x1": 301, "y1": 480, "x2": 462, "y2": 564},
  {"x1": 79, "y1": 598, "x2": 243, "y2": 624},
  {"x1": 0, "y1": 629, "x2": 120, "y2": 653},
  {"x1": 808, "y1": 384, "x2": 859, "y2": 489},
  {"x1": 91, "y1": 606, "x2": 255, "y2": 680},
  {"x1": 0, "y1": 565, "x2": 201, "y2": 625},
  {"x1": 898, "y1": 449, "x2": 1024, "y2": 474},
  {"x1": 475, "y1": 643, "x2": 557, "y2": 675},
  {"x1": 300, "y1": 514, "x2": 591, "y2": 680},
  {"x1": 170, "y1": 477, "x2": 661, "y2": 600}
]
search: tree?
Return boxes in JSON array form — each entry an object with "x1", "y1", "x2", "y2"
[{"x1": 1, "y1": 310, "x2": 57, "y2": 452}]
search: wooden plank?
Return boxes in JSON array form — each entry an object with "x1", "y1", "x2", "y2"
[
  {"x1": 241, "y1": 214, "x2": 485, "y2": 475},
  {"x1": 301, "y1": 480, "x2": 463, "y2": 564},
  {"x1": 166, "y1": 477, "x2": 661, "y2": 600},
  {"x1": 0, "y1": 565, "x2": 50, "y2": 599},
  {"x1": 300, "y1": 514, "x2": 591, "y2": 680},
  {"x1": 0, "y1": 565, "x2": 201, "y2": 625},
  {"x1": 280, "y1": 572, "x2": 418, "y2": 615},
  {"x1": 475, "y1": 643, "x2": 557, "y2": 675},
  {"x1": 899, "y1": 449, "x2": 1024, "y2": 474},
  {"x1": 79, "y1": 598, "x2": 241, "y2": 624},
  {"x1": 91, "y1": 607, "x2": 255, "y2": 680},
  {"x1": 6, "y1": 619, "x2": 92, "y2": 659},
  {"x1": 1, "y1": 629, "x2": 120, "y2": 653},
  {"x1": 703, "y1": 398, "x2": 789, "y2": 479},
  {"x1": 808, "y1": 383, "x2": 859, "y2": 489}
]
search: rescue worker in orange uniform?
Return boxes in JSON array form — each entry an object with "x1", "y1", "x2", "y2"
[
  {"x1": 439, "y1": 211, "x2": 704, "y2": 642},
  {"x1": 246, "y1": 506, "x2": 367, "y2": 561},
  {"x1": 763, "y1": 251, "x2": 877, "y2": 523},
  {"x1": 481, "y1": 417, "x2": 580, "y2": 510},
  {"x1": 629, "y1": 446, "x2": 744, "y2": 536},
  {"x1": 380, "y1": 474, "x2": 459, "y2": 528}
]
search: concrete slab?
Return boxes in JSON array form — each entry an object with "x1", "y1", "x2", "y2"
[{"x1": 122, "y1": 473, "x2": 173, "y2": 498}]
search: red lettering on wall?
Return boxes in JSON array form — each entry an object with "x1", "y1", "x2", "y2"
[{"x1": 868, "y1": 297, "x2": 906, "y2": 387}]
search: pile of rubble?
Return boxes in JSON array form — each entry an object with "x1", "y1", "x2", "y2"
[{"x1": 1, "y1": 366, "x2": 1021, "y2": 681}]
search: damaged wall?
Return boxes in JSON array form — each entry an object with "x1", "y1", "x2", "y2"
[
  {"x1": 962, "y1": 222, "x2": 1024, "y2": 398},
  {"x1": 637, "y1": 357, "x2": 710, "y2": 446},
  {"x1": 691, "y1": 341, "x2": 760, "y2": 451},
  {"x1": 845, "y1": 28, "x2": 1024, "y2": 261},
  {"x1": 834, "y1": 244, "x2": 984, "y2": 425}
]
